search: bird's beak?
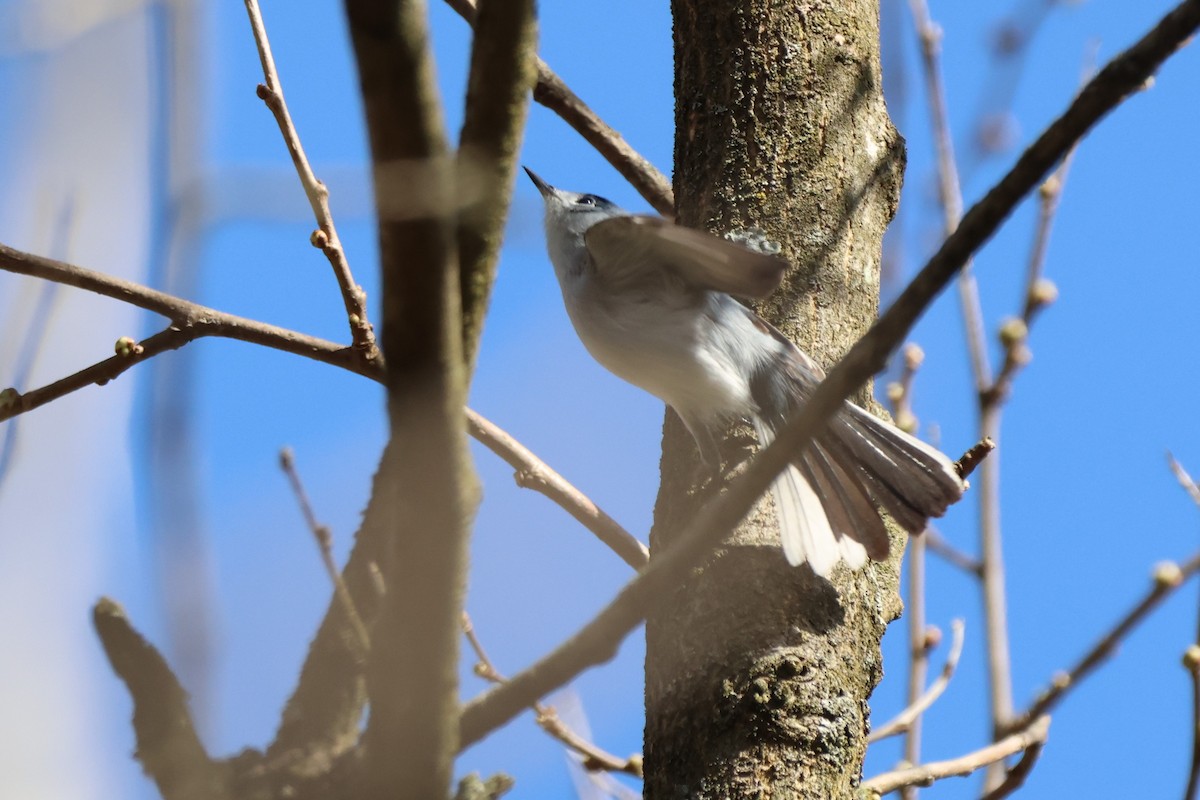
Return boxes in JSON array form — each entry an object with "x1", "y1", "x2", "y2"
[{"x1": 523, "y1": 166, "x2": 554, "y2": 197}]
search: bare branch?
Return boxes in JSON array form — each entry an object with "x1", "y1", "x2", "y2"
[
  {"x1": 953, "y1": 437, "x2": 995, "y2": 481},
  {"x1": 906, "y1": 0, "x2": 1013, "y2": 752},
  {"x1": 92, "y1": 598, "x2": 225, "y2": 799},
  {"x1": 870, "y1": 620, "x2": 966, "y2": 743},
  {"x1": 980, "y1": 129, "x2": 1078, "y2": 408},
  {"x1": 923, "y1": 527, "x2": 983, "y2": 577},
  {"x1": 0, "y1": 238, "x2": 646, "y2": 768},
  {"x1": 456, "y1": 0, "x2": 537, "y2": 369},
  {"x1": 243, "y1": 0, "x2": 378, "y2": 362},
  {"x1": 279, "y1": 447, "x2": 371, "y2": 655},
  {"x1": 0, "y1": 244, "x2": 627, "y2": 575},
  {"x1": 884, "y1": 342, "x2": 923, "y2": 435},
  {"x1": 978, "y1": 732, "x2": 1048, "y2": 800},
  {"x1": 0, "y1": 243, "x2": 374, "y2": 421},
  {"x1": 458, "y1": 1, "x2": 1200, "y2": 747},
  {"x1": 1005, "y1": 551, "x2": 1200, "y2": 735},
  {"x1": 463, "y1": 613, "x2": 642, "y2": 777},
  {"x1": 907, "y1": 0, "x2": 991, "y2": 396},
  {"x1": 861, "y1": 716, "x2": 1050, "y2": 796},
  {"x1": 1184, "y1": 645, "x2": 1200, "y2": 800},
  {"x1": 885, "y1": 344, "x2": 931, "y2": 796},
  {"x1": 1169, "y1": 452, "x2": 1200, "y2": 510},
  {"x1": 443, "y1": 0, "x2": 675, "y2": 216},
  {"x1": 466, "y1": 409, "x2": 649, "y2": 570}
]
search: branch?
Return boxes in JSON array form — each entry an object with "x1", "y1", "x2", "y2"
[
  {"x1": 280, "y1": 447, "x2": 371, "y2": 655},
  {"x1": 0, "y1": 247, "x2": 638, "y2": 585},
  {"x1": 1169, "y1": 452, "x2": 1200, "y2": 510},
  {"x1": 869, "y1": 620, "x2": 965, "y2": 743},
  {"x1": 923, "y1": 527, "x2": 983, "y2": 577},
  {"x1": 0, "y1": 235, "x2": 651, "y2": 768},
  {"x1": 443, "y1": 0, "x2": 675, "y2": 216},
  {"x1": 463, "y1": 613, "x2": 642, "y2": 777},
  {"x1": 861, "y1": 716, "x2": 1050, "y2": 796},
  {"x1": 1185, "y1": 645, "x2": 1200, "y2": 800},
  {"x1": 93, "y1": 598, "x2": 226, "y2": 800},
  {"x1": 343, "y1": 2, "x2": 473, "y2": 799},
  {"x1": 243, "y1": 0, "x2": 378, "y2": 362},
  {"x1": 906, "y1": 0, "x2": 1013, "y2": 753},
  {"x1": 980, "y1": 115, "x2": 1080, "y2": 408},
  {"x1": 1004, "y1": 551, "x2": 1200, "y2": 735},
  {"x1": 466, "y1": 409, "x2": 649, "y2": 570},
  {"x1": 978, "y1": 731, "x2": 1048, "y2": 800},
  {"x1": 0, "y1": 247, "x2": 375, "y2": 423},
  {"x1": 457, "y1": 0, "x2": 1200, "y2": 748},
  {"x1": 907, "y1": 0, "x2": 991, "y2": 396},
  {"x1": 953, "y1": 437, "x2": 995, "y2": 481},
  {"x1": 885, "y1": 344, "x2": 931, "y2": 795},
  {"x1": 456, "y1": 0, "x2": 537, "y2": 369}
]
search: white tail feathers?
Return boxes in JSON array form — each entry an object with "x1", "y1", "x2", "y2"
[{"x1": 754, "y1": 418, "x2": 843, "y2": 577}]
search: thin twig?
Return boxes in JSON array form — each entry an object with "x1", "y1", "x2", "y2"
[
  {"x1": 870, "y1": 620, "x2": 966, "y2": 743},
  {"x1": 907, "y1": 0, "x2": 991, "y2": 396},
  {"x1": 443, "y1": 0, "x2": 674, "y2": 216},
  {"x1": 1184, "y1": 645, "x2": 1200, "y2": 800},
  {"x1": 1004, "y1": 550, "x2": 1200, "y2": 735},
  {"x1": 279, "y1": 447, "x2": 371, "y2": 655},
  {"x1": 980, "y1": 144, "x2": 1076, "y2": 407},
  {"x1": 466, "y1": 409, "x2": 649, "y2": 570},
  {"x1": 462, "y1": 613, "x2": 642, "y2": 777},
  {"x1": 861, "y1": 716, "x2": 1051, "y2": 796},
  {"x1": 978, "y1": 728, "x2": 1048, "y2": 800},
  {"x1": 1169, "y1": 452, "x2": 1200, "y2": 510},
  {"x1": 885, "y1": 342, "x2": 923, "y2": 435},
  {"x1": 459, "y1": 2, "x2": 1200, "y2": 746},
  {"x1": 907, "y1": 2, "x2": 1012, "y2": 758},
  {"x1": 0, "y1": 323, "x2": 348, "y2": 423},
  {"x1": 885, "y1": 343, "x2": 930, "y2": 797},
  {"x1": 243, "y1": 0, "x2": 378, "y2": 362},
  {"x1": 923, "y1": 527, "x2": 983, "y2": 577},
  {"x1": 0, "y1": 242, "x2": 640, "y2": 589},
  {"x1": 0, "y1": 243, "x2": 375, "y2": 421},
  {"x1": 953, "y1": 437, "x2": 995, "y2": 481}
]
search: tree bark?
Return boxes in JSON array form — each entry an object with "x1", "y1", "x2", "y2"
[{"x1": 645, "y1": 2, "x2": 905, "y2": 798}]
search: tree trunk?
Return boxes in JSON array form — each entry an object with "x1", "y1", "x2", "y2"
[{"x1": 645, "y1": 2, "x2": 905, "y2": 797}]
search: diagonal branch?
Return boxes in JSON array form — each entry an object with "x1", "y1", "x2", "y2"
[
  {"x1": 0, "y1": 245, "x2": 375, "y2": 423},
  {"x1": 861, "y1": 716, "x2": 1051, "y2": 796},
  {"x1": 466, "y1": 409, "x2": 649, "y2": 570},
  {"x1": 1004, "y1": 551, "x2": 1200, "y2": 735},
  {"x1": 93, "y1": 598, "x2": 226, "y2": 799},
  {"x1": 243, "y1": 0, "x2": 378, "y2": 362},
  {"x1": 457, "y1": 0, "x2": 1200, "y2": 747},
  {"x1": 443, "y1": 0, "x2": 675, "y2": 216},
  {"x1": 869, "y1": 619, "x2": 965, "y2": 743},
  {"x1": 463, "y1": 612, "x2": 642, "y2": 776}
]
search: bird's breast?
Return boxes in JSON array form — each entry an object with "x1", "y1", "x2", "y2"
[{"x1": 561, "y1": 285, "x2": 775, "y2": 424}]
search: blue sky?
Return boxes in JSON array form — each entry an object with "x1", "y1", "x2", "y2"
[{"x1": 2, "y1": 1, "x2": 1199, "y2": 798}]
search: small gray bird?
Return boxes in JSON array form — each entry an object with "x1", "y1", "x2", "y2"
[{"x1": 525, "y1": 168, "x2": 964, "y2": 576}]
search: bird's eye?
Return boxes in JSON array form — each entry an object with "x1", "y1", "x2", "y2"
[{"x1": 577, "y1": 195, "x2": 597, "y2": 207}]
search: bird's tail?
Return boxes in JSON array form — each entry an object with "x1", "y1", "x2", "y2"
[{"x1": 754, "y1": 403, "x2": 964, "y2": 577}]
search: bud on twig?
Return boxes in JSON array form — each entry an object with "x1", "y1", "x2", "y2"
[{"x1": 1154, "y1": 561, "x2": 1183, "y2": 589}]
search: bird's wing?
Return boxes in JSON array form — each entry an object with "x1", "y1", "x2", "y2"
[{"x1": 584, "y1": 215, "x2": 787, "y2": 299}]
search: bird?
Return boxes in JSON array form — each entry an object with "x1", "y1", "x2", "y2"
[{"x1": 524, "y1": 167, "x2": 965, "y2": 576}]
